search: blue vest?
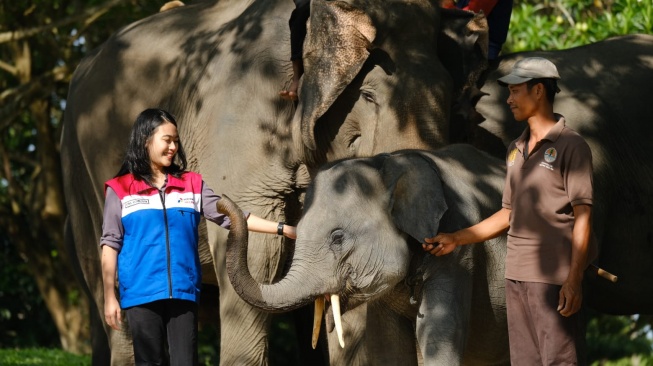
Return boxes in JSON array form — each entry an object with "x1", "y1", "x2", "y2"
[{"x1": 105, "y1": 172, "x2": 203, "y2": 308}]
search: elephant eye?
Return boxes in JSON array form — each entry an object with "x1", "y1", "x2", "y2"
[
  {"x1": 330, "y1": 229, "x2": 345, "y2": 246},
  {"x1": 360, "y1": 90, "x2": 376, "y2": 104}
]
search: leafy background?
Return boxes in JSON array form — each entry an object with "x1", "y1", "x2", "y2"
[{"x1": 0, "y1": 0, "x2": 651, "y2": 365}]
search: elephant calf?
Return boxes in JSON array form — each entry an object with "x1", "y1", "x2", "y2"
[{"x1": 221, "y1": 144, "x2": 510, "y2": 365}]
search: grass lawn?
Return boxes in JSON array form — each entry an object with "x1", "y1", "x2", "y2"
[{"x1": 0, "y1": 348, "x2": 90, "y2": 366}]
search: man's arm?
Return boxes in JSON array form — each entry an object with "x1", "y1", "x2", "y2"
[
  {"x1": 558, "y1": 204, "x2": 591, "y2": 317},
  {"x1": 422, "y1": 207, "x2": 511, "y2": 256}
]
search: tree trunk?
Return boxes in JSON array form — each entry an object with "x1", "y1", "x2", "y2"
[{"x1": 2, "y1": 38, "x2": 91, "y2": 354}]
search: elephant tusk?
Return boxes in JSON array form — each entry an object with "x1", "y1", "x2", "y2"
[
  {"x1": 312, "y1": 297, "x2": 324, "y2": 349},
  {"x1": 330, "y1": 294, "x2": 345, "y2": 348}
]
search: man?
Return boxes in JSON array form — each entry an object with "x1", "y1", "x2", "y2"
[
  {"x1": 423, "y1": 57, "x2": 594, "y2": 365},
  {"x1": 279, "y1": 0, "x2": 310, "y2": 101},
  {"x1": 440, "y1": 0, "x2": 513, "y2": 61}
]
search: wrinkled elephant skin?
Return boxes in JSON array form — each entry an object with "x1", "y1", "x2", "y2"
[
  {"x1": 225, "y1": 145, "x2": 510, "y2": 365},
  {"x1": 60, "y1": 0, "x2": 488, "y2": 364}
]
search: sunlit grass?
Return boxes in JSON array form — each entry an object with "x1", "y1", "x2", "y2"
[{"x1": 0, "y1": 348, "x2": 90, "y2": 366}]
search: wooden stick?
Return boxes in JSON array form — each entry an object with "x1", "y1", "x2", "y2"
[{"x1": 588, "y1": 263, "x2": 618, "y2": 283}]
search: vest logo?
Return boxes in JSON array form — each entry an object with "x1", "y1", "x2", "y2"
[
  {"x1": 178, "y1": 197, "x2": 195, "y2": 204},
  {"x1": 124, "y1": 199, "x2": 149, "y2": 208},
  {"x1": 544, "y1": 148, "x2": 557, "y2": 163},
  {"x1": 508, "y1": 148, "x2": 518, "y2": 167}
]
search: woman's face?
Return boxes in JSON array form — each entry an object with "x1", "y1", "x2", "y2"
[{"x1": 147, "y1": 121, "x2": 179, "y2": 172}]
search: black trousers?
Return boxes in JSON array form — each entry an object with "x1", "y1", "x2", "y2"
[
  {"x1": 125, "y1": 299, "x2": 198, "y2": 366},
  {"x1": 289, "y1": 0, "x2": 310, "y2": 61}
]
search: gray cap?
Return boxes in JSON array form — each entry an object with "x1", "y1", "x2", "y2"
[{"x1": 497, "y1": 57, "x2": 561, "y2": 86}]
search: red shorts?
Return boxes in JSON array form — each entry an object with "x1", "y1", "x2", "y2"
[{"x1": 505, "y1": 280, "x2": 587, "y2": 365}]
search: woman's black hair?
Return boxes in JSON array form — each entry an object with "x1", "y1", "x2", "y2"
[
  {"x1": 115, "y1": 108, "x2": 187, "y2": 181},
  {"x1": 526, "y1": 78, "x2": 560, "y2": 104}
]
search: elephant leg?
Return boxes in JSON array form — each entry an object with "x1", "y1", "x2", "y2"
[
  {"x1": 89, "y1": 278, "x2": 134, "y2": 365},
  {"x1": 87, "y1": 276, "x2": 133, "y2": 365},
  {"x1": 326, "y1": 301, "x2": 418, "y2": 366},
  {"x1": 366, "y1": 301, "x2": 418, "y2": 366},
  {"x1": 89, "y1": 302, "x2": 111, "y2": 366},
  {"x1": 107, "y1": 326, "x2": 135, "y2": 366},
  {"x1": 73, "y1": 229, "x2": 134, "y2": 365},
  {"x1": 209, "y1": 225, "x2": 281, "y2": 364},
  {"x1": 327, "y1": 303, "x2": 368, "y2": 366},
  {"x1": 66, "y1": 218, "x2": 112, "y2": 366},
  {"x1": 416, "y1": 256, "x2": 472, "y2": 366}
]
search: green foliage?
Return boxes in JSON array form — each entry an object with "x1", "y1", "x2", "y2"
[
  {"x1": 0, "y1": 348, "x2": 90, "y2": 366},
  {"x1": 269, "y1": 313, "x2": 301, "y2": 366},
  {"x1": 587, "y1": 310, "x2": 653, "y2": 364},
  {"x1": 505, "y1": 0, "x2": 653, "y2": 53},
  {"x1": 198, "y1": 324, "x2": 219, "y2": 366},
  {"x1": 0, "y1": 235, "x2": 59, "y2": 348}
]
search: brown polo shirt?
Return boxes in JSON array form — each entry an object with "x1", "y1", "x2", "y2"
[{"x1": 502, "y1": 115, "x2": 594, "y2": 285}]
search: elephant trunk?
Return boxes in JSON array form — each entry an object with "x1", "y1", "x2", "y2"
[{"x1": 218, "y1": 195, "x2": 317, "y2": 313}]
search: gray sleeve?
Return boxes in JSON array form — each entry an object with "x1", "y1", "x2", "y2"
[
  {"x1": 202, "y1": 181, "x2": 250, "y2": 229},
  {"x1": 100, "y1": 187, "x2": 124, "y2": 251}
]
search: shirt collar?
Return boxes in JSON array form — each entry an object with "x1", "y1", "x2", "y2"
[
  {"x1": 515, "y1": 113, "x2": 566, "y2": 151},
  {"x1": 132, "y1": 173, "x2": 185, "y2": 194}
]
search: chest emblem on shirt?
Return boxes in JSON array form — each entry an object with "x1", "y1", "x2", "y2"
[
  {"x1": 124, "y1": 198, "x2": 149, "y2": 208},
  {"x1": 544, "y1": 148, "x2": 557, "y2": 163},
  {"x1": 177, "y1": 197, "x2": 195, "y2": 204},
  {"x1": 508, "y1": 148, "x2": 518, "y2": 167}
]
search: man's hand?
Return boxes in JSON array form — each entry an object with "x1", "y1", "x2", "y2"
[
  {"x1": 422, "y1": 233, "x2": 457, "y2": 256},
  {"x1": 558, "y1": 277, "x2": 582, "y2": 317}
]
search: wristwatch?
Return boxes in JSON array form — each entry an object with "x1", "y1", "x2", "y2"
[{"x1": 277, "y1": 222, "x2": 285, "y2": 236}]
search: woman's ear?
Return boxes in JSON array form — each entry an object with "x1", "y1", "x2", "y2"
[
  {"x1": 295, "y1": 0, "x2": 376, "y2": 151},
  {"x1": 380, "y1": 152, "x2": 448, "y2": 242}
]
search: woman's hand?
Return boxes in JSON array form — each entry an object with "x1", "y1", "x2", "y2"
[
  {"x1": 282, "y1": 224, "x2": 297, "y2": 239},
  {"x1": 104, "y1": 295, "x2": 122, "y2": 330}
]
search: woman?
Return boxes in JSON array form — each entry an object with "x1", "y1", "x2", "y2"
[{"x1": 100, "y1": 108, "x2": 295, "y2": 365}]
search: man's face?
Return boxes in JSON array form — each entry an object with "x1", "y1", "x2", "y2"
[{"x1": 506, "y1": 83, "x2": 538, "y2": 121}]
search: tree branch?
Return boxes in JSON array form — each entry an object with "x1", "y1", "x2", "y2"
[
  {"x1": 0, "y1": 59, "x2": 17, "y2": 76},
  {"x1": 0, "y1": 65, "x2": 69, "y2": 130},
  {"x1": 0, "y1": 0, "x2": 128, "y2": 44}
]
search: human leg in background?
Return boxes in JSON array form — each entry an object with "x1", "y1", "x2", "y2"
[
  {"x1": 280, "y1": 0, "x2": 310, "y2": 101},
  {"x1": 486, "y1": 0, "x2": 513, "y2": 62}
]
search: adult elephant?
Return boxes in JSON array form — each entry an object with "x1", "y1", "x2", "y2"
[
  {"x1": 221, "y1": 145, "x2": 510, "y2": 365},
  {"x1": 60, "y1": 0, "x2": 488, "y2": 364},
  {"x1": 452, "y1": 34, "x2": 653, "y2": 315}
]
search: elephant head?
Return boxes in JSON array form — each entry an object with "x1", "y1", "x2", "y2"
[
  {"x1": 221, "y1": 150, "x2": 451, "y2": 347},
  {"x1": 223, "y1": 145, "x2": 509, "y2": 363},
  {"x1": 293, "y1": 0, "x2": 488, "y2": 170}
]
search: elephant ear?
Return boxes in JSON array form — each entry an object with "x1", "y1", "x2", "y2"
[
  {"x1": 297, "y1": 0, "x2": 376, "y2": 150},
  {"x1": 437, "y1": 8, "x2": 489, "y2": 101},
  {"x1": 380, "y1": 152, "x2": 448, "y2": 243}
]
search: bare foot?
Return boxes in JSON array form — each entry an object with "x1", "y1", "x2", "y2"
[
  {"x1": 279, "y1": 91, "x2": 297, "y2": 101},
  {"x1": 279, "y1": 79, "x2": 299, "y2": 101},
  {"x1": 280, "y1": 59, "x2": 303, "y2": 101}
]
